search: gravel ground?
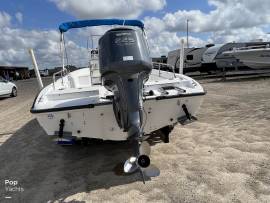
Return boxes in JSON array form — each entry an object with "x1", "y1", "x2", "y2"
[{"x1": 0, "y1": 75, "x2": 270, "y2": 203}]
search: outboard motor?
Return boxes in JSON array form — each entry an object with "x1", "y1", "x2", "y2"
[{"x1": 99, "y1": 27, "x2": 153, "y2": 177}]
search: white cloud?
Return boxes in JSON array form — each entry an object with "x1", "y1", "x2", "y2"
[
  {"x1": 160, "y1": 0, "x2": 270, "y2": 33},
  {"x1": 144, "y1": 16, "x2": 210, "y2": 57},
  {"x1": 2, "y1": 0, "x2": 270, "y2": 65},
  {"x1": 0, "y1": 26, "x2": 89, "y2": 68},
  {"x1": 212, "y1": 27, "x2": 270, "y2": 43},
  {"x1": 142, "y1": 0, "x2": 270, "y2": 56},
  {"x1": 15, "y1": 12, "x2": 23, "y2": 24},
  {"x1": 0, "y1": 11, "x2": 11, "y2": 27},
  {"x1": 146, "y1": 30, "x2": 208, "y2": 57},
  {"x1": 50, "y1": 0, "x2": 166, "y2": 18}
]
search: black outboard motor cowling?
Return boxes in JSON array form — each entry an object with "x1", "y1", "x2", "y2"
[
  {"x1": 99, "y1": 28, "x2": 152, "y2": 76},
  {"x1": 99, "y1": 27, "x2": 152, "y2": 154}
]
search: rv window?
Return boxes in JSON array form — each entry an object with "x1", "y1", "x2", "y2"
[{"x1": 186, "y1": 55, "x2": 193, "y2": 60}]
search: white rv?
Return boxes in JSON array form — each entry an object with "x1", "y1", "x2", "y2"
[{"x1": 167, "y1": 47, "x2": 207, "y2": 73}]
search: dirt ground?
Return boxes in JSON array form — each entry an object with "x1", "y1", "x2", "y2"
[{"x1": 0, "y1": 75, "x2": 270, "y2": 203}]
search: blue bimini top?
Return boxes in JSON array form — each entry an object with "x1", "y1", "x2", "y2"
[{"x1": 59, "y1": 19, "x2": 144, "y2": 33}]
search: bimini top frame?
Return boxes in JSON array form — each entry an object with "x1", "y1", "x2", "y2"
[
  {"x1": 59, "y1": 19, "x2": 144, "y2": 33},
  {"x1": 57, "y1": 19, "x2": 145, "y2": 85}
]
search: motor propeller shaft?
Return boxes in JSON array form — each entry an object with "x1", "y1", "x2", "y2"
[
  {"x1": 124, "y1": 140, "x2": 151, "y2": 173},
  {"x1": 137, "y1": 154, "x2": 150, "y2": 168}
]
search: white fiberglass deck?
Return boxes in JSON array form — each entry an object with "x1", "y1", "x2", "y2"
[{"x1": 32, "y1": 68, "x2": 204, "y2": 111}]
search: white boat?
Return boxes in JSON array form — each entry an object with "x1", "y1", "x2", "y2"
[
  {"x1": 30, "y1": 19, "x2": 205, "y2": 180},
  {"x1": 224, "y1": 44, "x2": 270, "y2": 69},
  {"x1": 201, "y1": 43, "x2": 246, "y2": 71}
]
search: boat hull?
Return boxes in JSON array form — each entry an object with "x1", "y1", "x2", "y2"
[{"x1": 34, "y1": 94, "x2": 204, "y2": 141}]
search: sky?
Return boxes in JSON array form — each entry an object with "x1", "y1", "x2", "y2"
[{"x1": 0, "y1": 0, "x2": 270, "y2": 68}]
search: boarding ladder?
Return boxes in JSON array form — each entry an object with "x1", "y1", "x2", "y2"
[{"x1": 89, "y1": 49, "x2": 101, "y2": 85}]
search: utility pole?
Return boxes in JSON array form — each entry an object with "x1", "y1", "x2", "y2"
[{"x1": 186, "y1": 19, "x2": 189, "y2": 48}]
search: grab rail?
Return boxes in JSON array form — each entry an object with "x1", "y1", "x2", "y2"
[
  {"x1": 53, "y1": 68, "x2": 68, "y2": 89},
  {"x1": 152, "y1": 62, "x2": 176, "y2": 78}
]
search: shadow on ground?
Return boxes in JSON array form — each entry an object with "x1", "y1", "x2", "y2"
[
  {"x1": 0, "y1": 119, "x2": 154, "y2": 202},
  {"x1": 0, "y1": 96, "x2": 10, "y2": 100}
]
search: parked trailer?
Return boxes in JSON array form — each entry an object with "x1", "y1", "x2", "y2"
[
  {"x1": 167, "y1": 47, "x2": 207, "y2": 73},
  {"x1": 201, "y1": 41, "x2": 270, "y2": 72}
]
